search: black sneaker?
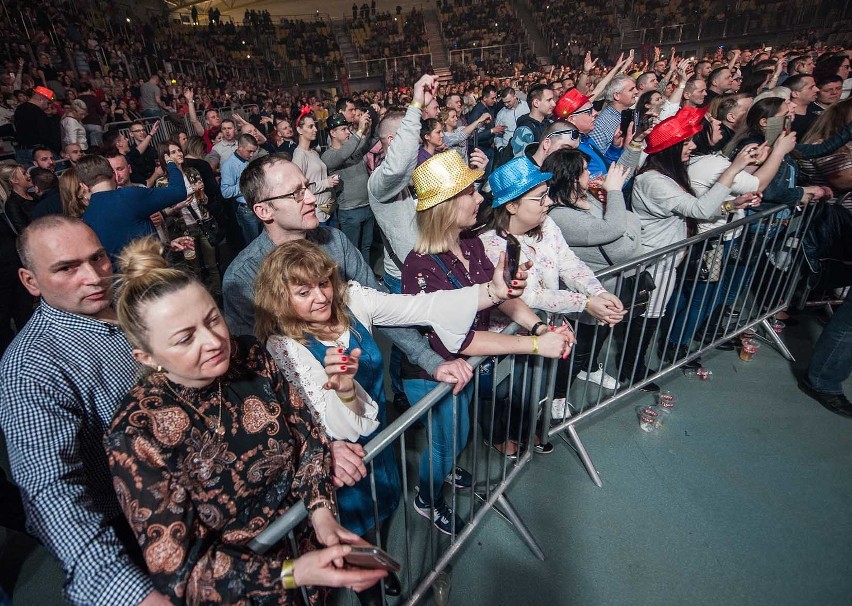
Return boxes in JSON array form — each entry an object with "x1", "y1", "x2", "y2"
[
  {"x1": 414, "y1": 489, "x2": 465, "y2": 536},
  {"x1": 443, "y1": 466, "x2": 473, "y2": 489},
  {"x1": 639, "y1": 381, "x2": 661, "y2": 393},
  {"x1": 532, "y1": 441, "x2": 554, "y2": 454},
  {"x1": 798, "y1": 379, "x2": 852, "y2": 418}
]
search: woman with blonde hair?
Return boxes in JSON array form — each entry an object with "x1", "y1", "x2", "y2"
[
  {"x1": 401, "y1": 151, "x2": 574, "y2": 535},
  {"x1": 59, "y1": 170, "x2": 87, "y2": 218},
  {"x1": 106, "y1": 237, "x2": 388, "y2": 605},
  {"x1": 255, "y1": 238, "x2": 516, "y2": 605},
  {"x1": 0, "y1": 164, "x2": 35, "y2": 232},
  {"x1": 0, "y1": 165, "x2": 34, "y2": 352}
]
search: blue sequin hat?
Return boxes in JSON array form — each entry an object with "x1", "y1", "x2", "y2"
[{"x1": 488, "y1": 156, "x2": 553, "y2": 208}]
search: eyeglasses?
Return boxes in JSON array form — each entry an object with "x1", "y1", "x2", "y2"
[
  {"x1": 571, "y1": 106, "x2": 594, "y2": 117},
  {"x1": 129, "y1": 129, "x2": 145, "y2": 134},
  {"x1": 256, "y1": 182, "x2": 316, "y2": 205},
  {"x1": 546, "y1": 128, "x2": 581, "y2": 141},
  {"x1": 521, "y1": 190, "x2": 551, "y2": 207}
]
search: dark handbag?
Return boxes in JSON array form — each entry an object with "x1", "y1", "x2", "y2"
[
  {"x1": 618, "y1": 270, "x2": 657, "y2": 313},
  {"x1": 598, "y1": 246, "x2": 656, "y2": 313}
]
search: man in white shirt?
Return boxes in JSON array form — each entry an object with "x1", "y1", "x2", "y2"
[{"x1": 494, "y1": 87, "x2": 529, "y2": 150}]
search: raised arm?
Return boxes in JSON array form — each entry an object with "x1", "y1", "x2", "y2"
[{"x1": 183, "y1": 88, "x2": 205, "y2": 136}]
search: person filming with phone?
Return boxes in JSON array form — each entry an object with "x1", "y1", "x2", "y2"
[{"x1": 480, "y1": 155, "x2": 625, "y2": 434}]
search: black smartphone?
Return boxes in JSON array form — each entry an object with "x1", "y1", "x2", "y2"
[
  {"x1": 619, "y1": 109, "x2": 635, "y2": 138},
  {"x1": 343, "y1": 545, "x2": 402, "y2": 572},
  {"x1": 503, "y1": 233, "x2": 521, "y2": 285}
]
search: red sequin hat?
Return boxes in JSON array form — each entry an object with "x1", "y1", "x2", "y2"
[
  {"x1": 553, "y1": 88, "x2": 590, "y2": 119},
  {"x1": 644, "y1": 107, "x2": 707, "y2": 155},
  {"x1": 32, "y1": 86, "x2": 55, "y2": 101}
]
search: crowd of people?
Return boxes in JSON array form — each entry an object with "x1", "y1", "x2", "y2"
[
  {"x1": 1, "y1": 0, "x2": 852, "y2": 602},
  {"x1": 349, "y1": 9, "x2": 429, "y2": 60},
  {"x1": 440, "y1": 0, "x2": 523, "y2": 50}
]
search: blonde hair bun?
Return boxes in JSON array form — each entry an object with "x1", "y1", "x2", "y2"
[{"x1": 117, "y1": 237, "x2": 170, "y2": 283}]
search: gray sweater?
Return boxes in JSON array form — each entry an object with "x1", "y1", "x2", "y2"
[
  {"x1": 368, "y1": 104, "x2": 421, "y2": 279},
  {"x1": 631, "y1": 171, "x2": 731, "y2": 254},
  {"x1": 549, "y1": 190, "x2": 643, "y2": 291},
  {"x1": 321, "y1": 132, "x2": 373, "y2": 210}
]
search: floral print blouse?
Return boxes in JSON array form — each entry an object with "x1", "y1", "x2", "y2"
[
  {"x1": 480, "y1": 216, "x2": 606, "y2": 332},
  {"x1": 106, "y1": 336, "x2": 335, "y2": 605}
]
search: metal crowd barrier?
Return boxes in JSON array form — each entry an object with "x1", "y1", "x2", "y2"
[
  {"x1": 235, "y1": 201, "x2": 819, "y2": 602},
  {"x1": 541, "y1": 201, "x2": 821, "y2": 486},
  {"x1": 247, "y1": 323, "x2": 550, "y2": 605}
]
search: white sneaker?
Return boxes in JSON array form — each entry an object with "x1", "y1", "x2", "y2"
[
  {"x1": 577, "y1": 364, "x2": 621, "y2": 390},
  {"x1": 551, "y1": 397, "x2": 569, "y2": 419}
]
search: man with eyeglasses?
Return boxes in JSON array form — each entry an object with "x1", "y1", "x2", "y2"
[
  {"x1": 221, "y1": 155, "x2": 474, "y2": 400},
  {"x1": 220, "y1": 133, "x2": 260, "y2": 244},
  {"x1": 555, "y1": 89, "x2": 643, "y2": 179},
  {"x1": 127, "y1": 120, "x2": 160, "y2": 185}
]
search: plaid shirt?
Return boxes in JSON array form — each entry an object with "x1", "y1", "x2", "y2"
[
  {"x1": 0, "y1": 301, "x2": 153, "y2": 606},
  {"x1": 589, "y1": 104, "x2": 622, "y2": 156}
]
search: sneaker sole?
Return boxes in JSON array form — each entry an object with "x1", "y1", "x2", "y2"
[
  {"x1": 576, "y1": 373, "x2": 619, "y2": 390},
  {"x1": 413, "y1": 500, "x2": 461, "y2": 536}
]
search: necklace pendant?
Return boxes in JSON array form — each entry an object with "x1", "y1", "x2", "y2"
[{"x1": 216, "y1": 425, "x2": 225, "y2": 437}]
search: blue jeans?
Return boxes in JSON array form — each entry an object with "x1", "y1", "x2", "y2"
[
  {"x1": 669, "y1": 239, "x2": 739, "y2": 346},
  {"x1": 403, "y1": 379, "x2": 472, "y2": 505},
  {"x1": 383, "y1": 273, "x2": 405, "y2": 397},
  {"x1": 338, "y1": 205, "x2": 375, "y2": 265},
  {"x1": 808, "y1": 290, "x2": 852, "y2": 395},
  {"x1": 235, "y1": 203, "x2": 261, "y2": 244},
  {"x1": 142, "y1": 108, "x2": 163, "y2": 119}
]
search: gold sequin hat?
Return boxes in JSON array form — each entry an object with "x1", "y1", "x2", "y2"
[{"x1": 413, "y1": 151, "x2": 484, "y2": 212}]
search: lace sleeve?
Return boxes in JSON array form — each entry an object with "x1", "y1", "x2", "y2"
[{"x1": 266, "y1": 336, "x2": 380, "y2": 442}]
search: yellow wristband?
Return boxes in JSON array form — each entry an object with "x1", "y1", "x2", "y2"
[
  {"x1": 281, "y1": 559, "x2": 297, "y2": 590},
  {"x1": 584, "y1": 295, "x2": 591, "y2": 310},
  {"x1": 531, "y1": 335, "x2": 539, "y2": 355},
  {"x1": 723, "y1": 201, "x2": 734, "y2": 213},
  {"x1": 410, "y1": 100, "x2": 424, "y2": 110},
  {"x1": 338, "y1": 391, "x2": 356, "y2": 404}
]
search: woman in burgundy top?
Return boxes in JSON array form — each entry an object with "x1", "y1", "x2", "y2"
[{"x1": 401, "y1": 152, "x2": 573, "y2": 536}]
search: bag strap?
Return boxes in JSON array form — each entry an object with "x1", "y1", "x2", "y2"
[
  {"x1": 597, "y1": 245, "x2": 615, "y2": 266},
  {"x1": 430, "y1": 253, "x2": 465, "y2": 289}
]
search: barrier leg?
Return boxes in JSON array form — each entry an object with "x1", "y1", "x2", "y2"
[
  {"x1": 759, "y1": 317, "x2": 796, "y2": 361},
  {"x1": 493, "y1": 494, "x2": 545, "y2": 561},
  {"x1": 556, "y1": 424, "x2": 603, "y2": 487}
]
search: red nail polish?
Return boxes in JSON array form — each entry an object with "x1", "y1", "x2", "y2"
[
  {"x1": 340, "y1": 365, "x2": 347, "y2": 371},
  {"x1": 337, "y1": 348, "x2": 344, "y2": 353},
  {"x1": 341, "y1": 356, "x2": 348, "y2": 362},
  {"x1": 550, "y1": 326, "x2": 555, "y2": 331},
  {"x1": 512, "y1": 280, "x2": 518, "y2": 286},
  {"x1": 508, "y1": 289, "x2": 513, "y2": 294}
]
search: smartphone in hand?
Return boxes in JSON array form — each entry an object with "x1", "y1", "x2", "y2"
[
  {"x1": 503, "y1": 233, "x2": 521, "y2": 286},
  {"x1": 619, "y1": 109, "x2": 635, "y2": 138},
  {"x1": 343, "y1": 545, "x2": 402, "y2": 572}
]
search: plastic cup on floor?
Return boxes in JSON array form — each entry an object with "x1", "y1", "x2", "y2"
[{"x1": 739, "y1": 338, "x2": 760, "y2": 362}]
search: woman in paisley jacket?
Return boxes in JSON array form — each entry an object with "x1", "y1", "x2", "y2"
[{"x1": 105, "y1": 237, "x2": 386, "y2": 605}]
